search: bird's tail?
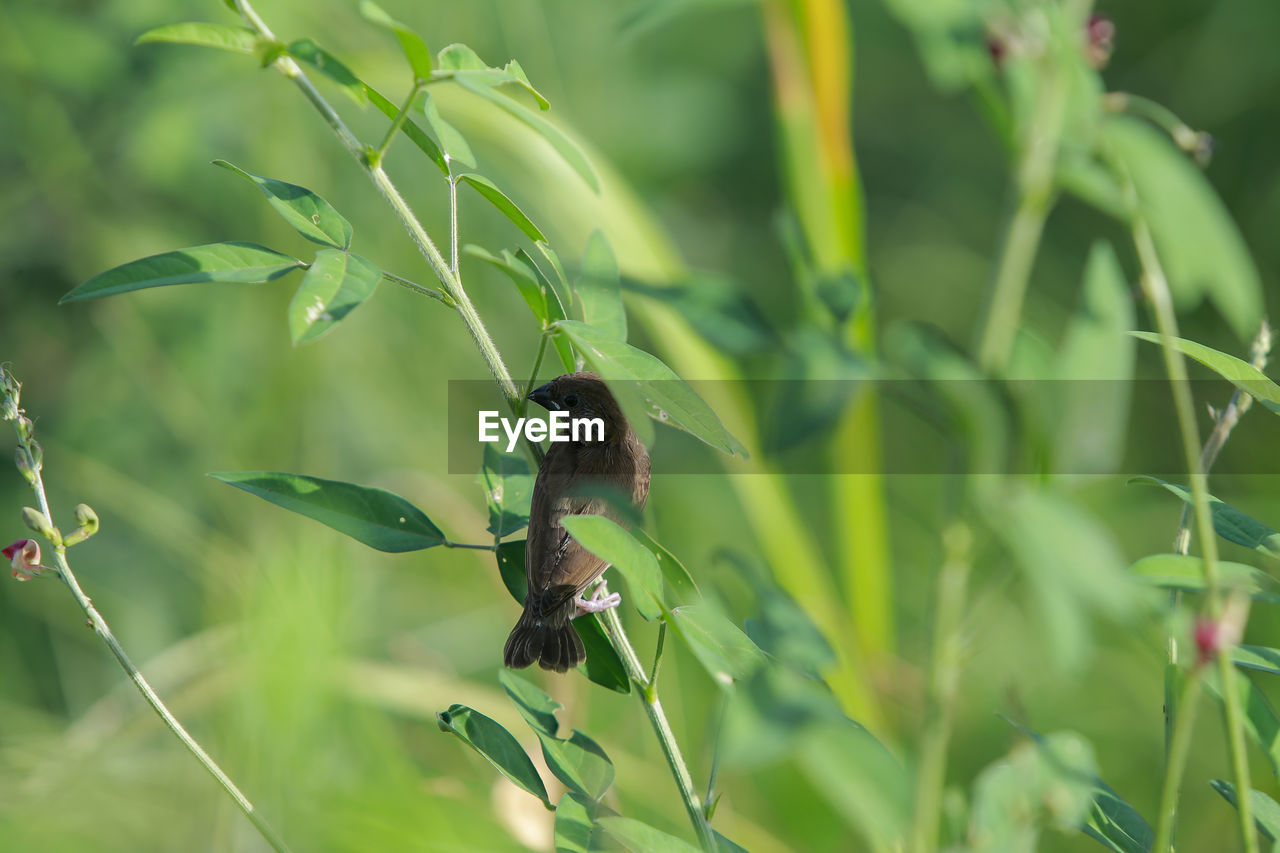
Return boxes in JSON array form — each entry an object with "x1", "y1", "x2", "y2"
[{"x1": 503, "y1": 598, "x2": 585, "y2": 673}]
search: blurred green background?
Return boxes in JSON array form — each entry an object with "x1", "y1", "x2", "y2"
[{"x1": 2, "y1": 0, "x2": 1279, "y2": 850}]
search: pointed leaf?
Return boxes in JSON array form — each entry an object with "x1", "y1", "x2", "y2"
[
  {"x1": 436, "y1": 704, "x2": 551, "y2": 807},
  {"x1": 634, "y1": 529, "x2": 700, "y2": 602},
  {"x1": 1105, "y1": 115, "x2": 1262, "y2": 340},
  {"x1": 554, "y1": 792, "x2": 604, "y2": 853},
  {"x1": 538, "y1": 729, "x2": 614, "y2": 800},
  {"x1": 421, "y1": 93, "x2": 476, "y2": 167},
  {"x1": 668, "y1": 605, "x2": 764, "y2": 687},
  {"x1": 458, "y1": 174, "x2": 545, "y2": 242},
  {"x1": 61, "y1": 242, "x2": 301, "y2": 303},
  {"x1": 1235, "y1": 646, "x2": 1280, "y2": 677},
  {"x1": 366, "y1": 84, "x2": 448, "y2": 173},
  {"x1": 1130, "y1": 333, "x2": 1280, "y2": 416},
  {"x1": 498, "y1": 669, "x2": 561, "y2": 737},
  {"x1": 287, "y1": 39, "x2": 367, "y2": 105},
  {"x1": 574, "y1": 231, "x2": 626, "y2": 341},
  {"x1": 209, "y1": 471, "x2": 445, "y2": 552},
  {"x1": 1206, "y1": 668, "x2": 1280, "y2": 777},
  {"x1": 597, "y1": 817, "x2": 702, "y2": 853},
  {"x1": 1211, "y1": 780, "x2": 1280, "y2": 841},
  {"x1": 1129, "y1": 554, "x2": 1280, "y2": 602},
  {"x1": 359, "y1": 1, "x2": 431, "y2": 79},
  {"x1": 559, "y1": 516, "x2": 664, "y2": 621},
  {"x1": 136, "y1": 22, "x2": 258, "y2": 54},
  {"x1": 479, "y1": 445, "x2": 533, "y2": 537},
  {"x1": 463, "y1": 82, "x2": 599, "y2": 192},
  {"x1": 552, "y1": 320, "x2": 747, "y2": 457},
  {"x1": 288, "y1": 249, "x2": 380, "y2": 344},
  {"x1": 1129, "y1": 476, "x2": 1280, "y2": 557},
  {"x1": 214, "y1": 159, "x2": 353, "y2": 249}
]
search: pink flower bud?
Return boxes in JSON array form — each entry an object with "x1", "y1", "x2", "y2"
[
  {"x1": 1087, "y1": 14, "x2": 1116, "y2": 69},
  {"x1": 3, "y1": 538, "x2": 46, "y2": 581}
]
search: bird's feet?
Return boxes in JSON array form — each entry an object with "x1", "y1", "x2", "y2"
[{"x1": 573, "y1": 583, "x2": 622, "y2": 618}]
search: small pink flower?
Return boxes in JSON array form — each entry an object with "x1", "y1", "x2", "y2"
[
  {"x1": 3, "y1": 539, "x2": 48, "y2": 581},
  {"x1": 1195, "y1": 595, "x2": 1250, "y2": 666}
]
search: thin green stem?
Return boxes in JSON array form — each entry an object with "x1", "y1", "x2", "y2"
[
  {"x1": 521, "y1": 332, "x2": 550, "y2": 419},
  {"x1": 380, "y1": 271, "x2": 453, "y2": 306},
  {"x1": 599, "y1": 605, "x2": 716, "y2": 852},
  {"x1": 233, "y1": 0, "x2": 520, "y2": 411},
  {"x1": 910, "y1": 523, "x2": 972, "y2": 853},
  {"x1": 1102, "y1": 92, "x2": 1207, "y2": 160},
  {"x1": 1129, "y1": 200, "x2": 1258, "y2": 852},
  {"x1": 371, "y1": 83, "x2": 423, "y2": 167},
  {"x1": 441, "y1": 541, "x2": 498, "y2": 551},
  {"x1": 1152, "y1": 671, "x2": 1204, "y2": 853},
  {"x1": 1, "y1": 374, "x2": 291, "y2": 853},
  {"x1": 448, "y1": 171, "x2": 461, "y2": 284}
]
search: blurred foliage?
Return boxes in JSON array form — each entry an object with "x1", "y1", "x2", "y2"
[{"x1": 2, "y1": 0, "x2": 1280, "y2": 851}]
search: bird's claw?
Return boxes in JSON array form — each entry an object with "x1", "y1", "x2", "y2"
[{"x1": 573, "y1": 585, "x2": 622, "y2": 618}]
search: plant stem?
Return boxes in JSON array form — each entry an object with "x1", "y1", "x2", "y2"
[
  {"x1": 380, "y1": 270, "x2": 453, "y2": 306},
  {"x1": 1152, "y1": 670, "x2": 1204, "y2": 853},
  {"x1": 976, "y1": 8, "x2": 1084, "y2": 374},
  {"x1": 230, "y1": 5, "x2": 711, "y2": 841},
  {"x1": 600, "y1": 606, "x2": 717, "y2": 852},
  {"x1": 448, "y1": 170, "x2": 461, "y2": 284},
  {"x1": 441, "y1": 541, "x2": 498, "y2": 551},
  {"x1": 233, "y1": 0, "x2": 521, "y2": 412},
  {"x1": 371, "y1": 83, "x2": 423, "y2": 166},
  {"x1": 910, "y1": 523, "x2": 972, "y2": 853},
  {"x1": 1128, "y1": 198, "x2": 1258, "y2": 852},
  {"x1": 2, "y1": 374, "x2": 291, "y2": 853}
]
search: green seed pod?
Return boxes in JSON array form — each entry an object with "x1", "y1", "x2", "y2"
[
  {"x1": 21, "y1": 506, "x2": 57, "y2": 541},
  {"x1": 74, "y1": 504, "x2": 99, "y2": 537},
  {"x1": 15, "y1": 447, "x2": 36, "y2": 485}
]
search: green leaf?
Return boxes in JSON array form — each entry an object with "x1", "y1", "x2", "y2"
[
  {"x1": 61, "y1": 242, "x2": 301, "y2": 303},
  {"x1": 287, "y1": 249, "x2": 380, "y2": 344},
  {"x1": 495, "y1": 543, "x2": 630, "y2": 693},
  {"x1": 358, "y1": 0, "x2": 432, "y2": 79},
  {"x1": 667, "y1": 605, "x2": 765, "y2": 688},
  {"x1": 458, "y1": 174, "x2": 545, "y2": 242},
  {"x1": 478, "y1": 445, "x2": 533, "y2": 537},
  {"x1": 1206, "y1": 668, "x2": 1280, "y2": 777},
  {"x1": 365, "y1": 84, "x2": 448, "y2": 173},
  {"x1": 1053, "y1": 242, "x2": 1135, "y2": 477},
  {"x1": 552, "y1": 320, "x2": 747, "y2": 457},
  {"x1": 286, "y1": 39, "x2": 367, "y2": 105},
  {"x1": 498, "y1": 670, "x2": 561, "y2": 735},
  {"x1": 575, "y1": 615, "x2": 630, "y2": 694},
  {"x1": 1129, "y1": 554, "x2": 1280, "y2": 601},
  {"x1": 1129, "y1": 333, "x2": 1280, "y2": 416},
  {"x1": 984, "y1": 487, "x2": 1140, "y2": 670},
  {"x1": 797, "y1": 720, "x2": 911, "y2": 850},
  {"x1": 421, "y1": 93, "x2": 476, "y2": 168},
  {"x1": 1129, "y1": 476, "x2": 1280, "y2": 558},
  {"x1": 209, "y1": 471, "x2": 445, "y2": 552},
  {"x1": 464, "y1": 83, "x2": 600, "y2": 192},
  {"x1": 539, "y1": 729, "x2": 614, "y2": 801},
  {"x1": 465, "y1": 245, "x2": 548, "y2": 321},
  {"x1": 213, "y1": 159, "x2": 353, "y2": 249},
  {"x1": 1235, "y1": 646, "x2": 1280, "y2": 677},
  {"x1": 434, "y1": 43, "x2": 549, "y2": 108},
  {"x1": 436, "y1": 704, "x2": 551, "y2": 807},
  {"x1": 597, "y1": 817, "x2": 702, "y2": 853},
  {"x1": 634, "y1": 529, "x2": 700, "y2": 602},
  {"x1": 135, "y1": 22, "x2": 258, "y2": 54},
  {"x1": 497, "y1": 539, "x2": 528, "y2": 604},
  {"x1": 1211, "y1": 780, "x2": 1280, "y2": 841},
  {"x1": 1104, "y1": 115, "x2": 1262, "y2": 340},
  {"x1": 559, "y1": 516, "x2": 664, "y2": 621},
  {"x1": 554, "y1": 792, "x2": 602, "y2": 853},
  {"x1": 574, "y1": 231, "x2": 626, "y2": 341},
  {"x1": 499, "y1": 672, "x2": 614, "y2": 799}
]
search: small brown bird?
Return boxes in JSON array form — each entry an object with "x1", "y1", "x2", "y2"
[{"x1": 503, "y1": 372, "x2": 651, "y2": 673}]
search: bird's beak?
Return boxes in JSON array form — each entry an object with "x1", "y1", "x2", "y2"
[{"x1": 527, "y1": 383, "x2": 558, "y2": 411}]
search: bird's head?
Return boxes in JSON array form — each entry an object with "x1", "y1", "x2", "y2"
[{"x1": 526, "y1": 372, "x2": 629, "y2": 442}]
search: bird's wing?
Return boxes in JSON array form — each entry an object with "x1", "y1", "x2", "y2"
[{"x1": 525, "y1": 446, "x2": 609, "y2": 613}]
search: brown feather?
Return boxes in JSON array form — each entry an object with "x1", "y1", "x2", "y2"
[{"x1": 503, "y1": 373, "x2": 650, "y2": 672}]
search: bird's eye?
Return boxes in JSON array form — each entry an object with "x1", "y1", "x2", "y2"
[{"x1": 563, "y1": 393, "x2": 580, "y2": 408}]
